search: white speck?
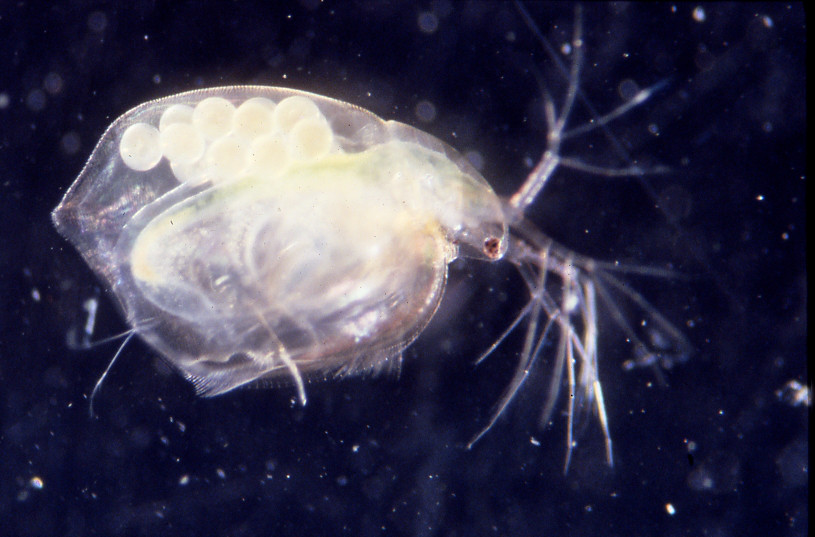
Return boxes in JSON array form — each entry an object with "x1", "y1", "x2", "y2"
[
  {"x1": 83, "y1": 297, "x2": 99, "y2": 338},
  {"x1": 776, "y1": 380, "x2": 811, "y2": 407}
]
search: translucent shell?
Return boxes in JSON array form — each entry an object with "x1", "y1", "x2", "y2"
[{"x1": 52, "y1": 86, "x2": 506, "y2": 396}]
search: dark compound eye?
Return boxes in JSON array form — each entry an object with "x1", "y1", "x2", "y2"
[{"x1": 483, "y1": 237, "x2": 502, "y2": 259}]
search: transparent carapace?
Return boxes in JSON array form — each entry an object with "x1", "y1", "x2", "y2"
[{"x1": 53, "y1": 8, "x2": 690, "y2": 471}]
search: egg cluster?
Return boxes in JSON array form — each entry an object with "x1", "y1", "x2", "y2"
[{"x1": 118, "y1": 95, "x2": 336, "y2": 184}]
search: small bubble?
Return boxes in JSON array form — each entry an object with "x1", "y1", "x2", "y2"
[
  {"x1": 417, "y1": 12, "x2": 439, "y2": 34},
  {"x1": 87, "y1": 11, "x2": 108, "y2": 33},
  {"x1": 776, "y1": 440, "x2": 807, "y2": 487},
  {"x1": 26, "y1": 89, "x2": 47, "y2": 112},
  {"x1": 60, "y1": 132, "x2": 81, "y2": 155},
  {"x1": 415, "y1": 100, "x2": 436, "y2": 123},
  {"x1": 464, "y1": 150, "x2": 484, "y2": 171},
  {"x1": 618, "y1": 79, "x2": 640, "y2": 101},
  {"x1": 29, "y1": 477, "x2": 44, "y2": 490},
  {"x1": 43, "y1": 72, "x2": 63, "y2": 95}
]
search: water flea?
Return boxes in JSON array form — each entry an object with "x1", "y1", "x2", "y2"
[{"x1": 53, "y1": 8, "x2": 690, "y2": 471}]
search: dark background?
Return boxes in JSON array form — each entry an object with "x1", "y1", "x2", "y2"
[{"x1": 0, "y1": 2, "x2": 806, "y2": 536}]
